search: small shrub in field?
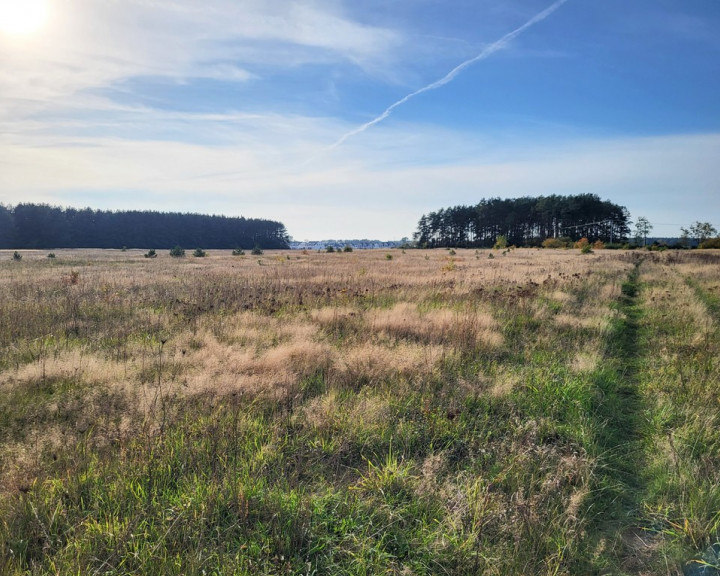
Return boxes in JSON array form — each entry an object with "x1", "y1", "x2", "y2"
[
  {"x1": 326, "y1": 245, "x2": 335, "y2": 253},
  {"x1": 144, "y1": 249, "x2": 157, "y2": 259},
  {"x1": 251, "y1": 245, "x2": 263, "y2": 255},
  {"x1": 542, "y1": 237, "x2": 570, "y2": 249},
  {"x1": 488, "y1": 253, "x2": 495, "y2": 259},
  {"x1": 574, "y1": 237, "x2": 590, "y2": 250},
  {"x1": 581, "y1": 243, "x2": 593, "y2": 254},
  {"x1": 170, "y1": 245, "x2": 185, "y2": 257},
  {"x1": 47, "y1": 253, "x2": 56, "y2": 259},
  {"x1": 385, "y1": 253, "x2": 393, "y2": 260},
  {"x1": 193, "y1": 248, "x2": 207, "y2": 257},
  {"x1": 448, "y1": 249, "x2": 456, "y2": 256},
  {"x1": 593, "y1": 240, "x2": 605, "y2": 250},
  {"x1": 12, "y1": 251, "x2": 21, "y2": 261},
  {"x1": 343, "y1": 245, "x2": 353, "y2": 252},
  {"x1": 121, "y1": 246, "x2": 128, "y2": 252},
  {"x1": 494, "y1": 235, "x2": 508, "y2": 249},
  {"x1": 232, "y1": 248, "x2": 245, "y2": 256},
  {"x1": 699, "y1": 237, "x2": 720, "y2": 249}
]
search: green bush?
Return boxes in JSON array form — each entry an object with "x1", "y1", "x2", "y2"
[
  {"x1": 326, "y1": 245, "x2": 335, "y2": 253},
  {"x1": 193, "y1": 248, "x2": 207, "y2": 258},
  {"x1": 385, "y1": 253, "x2": 393, "y2": 260},
  {"x1": 47, "y1": 253, "x2": 56, "y2": 259},
  {"x1": 251, "y1": 245, "x2": 263, "y2": 256},
  {"x1": 169, "y1": 245, "x2": 185, "y2": 258},
  {"x1": 493, "y1": 235, "x2": 508, "y2": 249},
  {"x1": 12, "y1": 251, "x2": 21, "y2": 261},
  {"x1": 232, "y1": 248, "x2": 245, "y2": 256},
  {"x1": 699, "y1": 237, "x2": 720, "y2": 249},
  {"x1": 144, "y1": 249, "x2": 157, "y2": 259},
  {"x1": 343, "y1": 245, "x2": 353, "y2": 252}
]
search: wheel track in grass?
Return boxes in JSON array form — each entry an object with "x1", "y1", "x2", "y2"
[
  {"x1": 686, "y1": 276, "x2": 720, "y2": 322},
  {"x1": 591, "y1": 256, "x2": 720, "y2": 575},
  {"x1": 581, "y1": 257, "x2": 656, "y2": 574}
]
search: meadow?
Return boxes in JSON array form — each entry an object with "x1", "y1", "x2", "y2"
[{"x1": 0, "y1": 247, "x2": 719, "y2": 575}]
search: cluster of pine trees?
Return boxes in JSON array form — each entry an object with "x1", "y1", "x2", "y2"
[
  {"x1": 414, "y1": 194, "x2": 631, "y2": 248},
  {"x1": 0, "y1": 204, "x2": 290, "y2": 250}
]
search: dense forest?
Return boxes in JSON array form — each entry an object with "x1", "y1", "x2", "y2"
[
  {"x1": 414, "y1": 194, "x2": 631, "y2": 248},
  {"x1": 0, "y1": 204, "x2": 290, "y2": 249}
]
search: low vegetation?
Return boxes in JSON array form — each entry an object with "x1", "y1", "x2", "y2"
[{"x1": 0, "y1": 248, "x2": 719, "y2": 575}]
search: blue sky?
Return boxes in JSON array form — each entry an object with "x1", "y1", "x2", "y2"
[{"x1": 1, "y1": 0, "x2": 718, "y2": 240}]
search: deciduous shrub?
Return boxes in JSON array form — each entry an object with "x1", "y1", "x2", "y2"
[
  {"x1": 574, "y1": 237, "x2": 590, "y2": 250},
  {"x1": 193, "y1": 248, "x2": 207, "y2": 257},
  {"x1": 170, "y1": 245, "x2": 185, "y2": 257},
  {"x1": 699, "y1": 238, "x2": 720, "y2": 249},
  {"x1": 542, "y1": 238, "x2": 563, "y2": 248},
  {"x1": 251, "y1": 245, "x2": 263, "y2": 256},
  {"x1": 144, "y1": 249, "x2": 157, "y2": 258}
]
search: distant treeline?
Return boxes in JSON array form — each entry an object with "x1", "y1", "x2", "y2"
[
  {"x1": 414, "y1": 194, "x2": 631, "y2": 248},
  {"x1": 0, "y1": 204, "x2": 290, "y2": 249}
]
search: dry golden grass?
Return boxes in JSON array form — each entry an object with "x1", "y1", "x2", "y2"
[
  {"x1": 0, "y1": 250, "x2": 637, "y2": 503},
  {"x1": 3, "y1": 248, "x2": 720, "y2": 575},
  {"x1": 0, "y1": 247, "x2": 633, "y2": 414}
]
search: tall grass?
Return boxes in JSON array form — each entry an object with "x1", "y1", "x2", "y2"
[{"x1": 0, "y1": 248, "x2": 718, "y2": 574}]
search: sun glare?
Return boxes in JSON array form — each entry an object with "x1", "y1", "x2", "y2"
[{"x1": 0, "y1": 0, "x2": 48, "y2": 36}]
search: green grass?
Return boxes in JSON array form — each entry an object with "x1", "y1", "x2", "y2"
[{"x1": 1, "y1": 250, "x2": 719, "y2": 574}]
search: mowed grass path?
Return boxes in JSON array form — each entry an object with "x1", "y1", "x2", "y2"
[{"x1": 0, "y1": 248, "x2": 719, "y2": 574}]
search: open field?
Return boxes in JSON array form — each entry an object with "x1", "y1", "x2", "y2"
[{"x1": 1, "y1": 247, "x2": 719, "y2": 575}]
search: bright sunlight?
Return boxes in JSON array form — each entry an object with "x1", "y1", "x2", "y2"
[{"x1": 0, "y1": 0, "x2": 48, "y2": 36}]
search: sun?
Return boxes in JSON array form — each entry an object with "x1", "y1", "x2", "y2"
[{"x1": 0, "y1": 0, "x2": 48, "y2": 36}]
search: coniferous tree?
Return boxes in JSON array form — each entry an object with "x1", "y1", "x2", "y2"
[
  {"x1": 0, "y1": 204, "x2": 290, "y2": 249},
  {"x1": 414, "y1": 195, "x2": 630, "y2": 248}
]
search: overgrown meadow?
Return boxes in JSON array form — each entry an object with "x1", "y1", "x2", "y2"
[{"x1": 1, "y1": 247, "x2": 719, "y2": 575}]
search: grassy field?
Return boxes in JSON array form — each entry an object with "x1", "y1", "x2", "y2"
[{"x1": 0, "y1": 247, "x2": 719, "y2": 575}]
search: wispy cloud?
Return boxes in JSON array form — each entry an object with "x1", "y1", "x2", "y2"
[
  {"x1": 1, "y1": 113, "x2": 717, "y2": 239},
  {"x1": 1, "y1": 0, "x2": 717, "y2": 242},
  {"x1": 327, "y1": 0, "x2": 570, "y2": 150},
  {"x1": 0, "y1": 0, "x2": 402, "y2": 124}
]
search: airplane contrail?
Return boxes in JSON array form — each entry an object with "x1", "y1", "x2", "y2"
[{"x1": 327, "y1": 0, "x2": 571, "y2": 151}]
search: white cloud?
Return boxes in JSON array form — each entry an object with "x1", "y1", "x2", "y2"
[
  {"x1": 1, "y1": 1, "x2": 718, "y2": 240},
  {"x1": 1, "y1": 110, "x2": 717, "y2": 239},
  {"x1": 0, "y1": 0, "x2": 402, "y2": 123}
]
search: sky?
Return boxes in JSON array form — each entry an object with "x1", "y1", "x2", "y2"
[{"x1": 0, "y1": 0, "x2": 719, "y2": 241}]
